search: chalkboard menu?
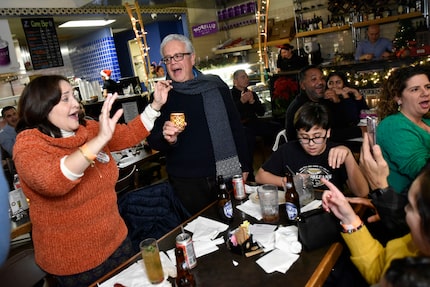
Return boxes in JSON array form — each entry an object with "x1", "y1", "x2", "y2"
[{"x1": 21, "y1": 18, "x2": 63, "y2": 70}]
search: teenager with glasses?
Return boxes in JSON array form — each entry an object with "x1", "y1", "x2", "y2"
[
  {"x1": 147, "y1": 34, "x2": 251, "y2": 215},
  {"x1": 256, "y1": 102, "x2": 368, "y2": 197}
]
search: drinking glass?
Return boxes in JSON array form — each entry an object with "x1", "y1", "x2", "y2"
[
  {"x1": 257, "y1": 184, "x2": 279, "y2": 223},
  {"x1": 293, "y1": 173, "x2": 315, "y2": 206},
  {"x1": 140, "y1": 238, "x2": 164, "y2": 284}
]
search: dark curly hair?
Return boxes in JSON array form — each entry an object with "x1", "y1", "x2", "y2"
[{"x1": 377, "y1": 65, "x2": 430, "y2": 120}]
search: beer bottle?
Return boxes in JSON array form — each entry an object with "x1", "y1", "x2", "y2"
[
  {"x1": 175, "y1": 246, "x2": 196, "y2": 287},
  {"x1": 284, "y1": 171, "x2": 300, "y2": 223},
  {"x1": 217, "y1": 175, "x2": 234, "y2": 222}
]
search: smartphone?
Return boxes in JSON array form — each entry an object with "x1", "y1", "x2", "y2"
[{"x1": 366, "y1": 116, "x2": 378, "y2": 147}]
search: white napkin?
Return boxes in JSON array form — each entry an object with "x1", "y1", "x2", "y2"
[
  {"x1": 256, "y1": 249, "x2": 300, "y2": 274},
  {"x1": 301, "y1": 200, "x2": 322, "y2": 213},
  {"x1": 185, "y1": 216, "x2": 229, "y2": 241},
  {"x1": 98, "y1": 252, "x2": 175, "y2": 287},
  {"x1": 250, "y1": 224, "x2": 277, "y2": 251},
  {"x1": 182, "y1": 216, "x2": 229, "y2": 258},
  {"x1": 236, "y1": 200, "x2": 262, "y2": 220},
  {"x1": 274, "y1": 226, "x2": 302, "y2": 254}
]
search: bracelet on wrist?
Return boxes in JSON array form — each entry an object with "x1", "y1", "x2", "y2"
[
  {"x1": 340, "y1": 216, "x2": 363, "y2": 234},
  {"x1": 149, "y1": 104, "x2": 160, "y2": 112},
  {"x1": 79, "y1": 144, "x2": 96, "y2": 167}
]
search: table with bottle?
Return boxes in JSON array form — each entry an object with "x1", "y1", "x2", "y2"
[{"x1": 91, "y1": 177, "x2": 345, "y2": 287}]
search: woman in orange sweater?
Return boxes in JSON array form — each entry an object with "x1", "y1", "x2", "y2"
[{"x1": 13, "y1": 75, "x2": 171, "y2": 286}]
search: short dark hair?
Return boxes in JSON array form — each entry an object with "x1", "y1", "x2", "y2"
[
  {"x1": 298, "y1": 64, "x2": 321, "y2": 83},
  {"x1": 293, "y1": 102, "x2": 331, "y2": 132},
  {"x1": 1, "y1": 106, "x2": 16, "y2": 118}
]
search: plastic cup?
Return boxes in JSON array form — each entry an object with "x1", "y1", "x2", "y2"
[
  {"x1": 170, "y1": 113, "x2": 185, "y2": 130},
  {"x1": 293, "y1": 174, "x2": 315, "y2": 207},
  {"x1": 140, "y1": 238, "x2": 164, "y2": 284},
  {"x1": 257, "y1": 184, "x2": 279, "y2": 223}
]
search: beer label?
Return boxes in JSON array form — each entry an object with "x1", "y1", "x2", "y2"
[
  {"x1": 223, "y1": 200, "x2": 233, "y2": 218},
  {"x1": 286, "y1": 202, "x2": 298, "y2": 220}
]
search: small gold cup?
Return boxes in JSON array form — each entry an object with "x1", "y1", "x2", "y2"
[{"x1": 170, "y1": 113, "x2": 185, "y2": 130}]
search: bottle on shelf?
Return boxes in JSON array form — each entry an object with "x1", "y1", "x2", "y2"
[
  {"x1": 175, "y1": 246, "x2": 196, "y2": 287},
  {"x1": 284, "y1": 170, "x2": 300, "y2": 224},
  {"x1": 217, "y1": 175, "x2": 234, "y2": 223}
]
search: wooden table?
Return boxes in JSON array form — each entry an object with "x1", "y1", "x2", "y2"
[
  {"x1": 10, "y1": 214, "x2": 31, "y2": 239},
  {"x1": 91, "y1": 199, "x2": 346, "y2": 287}
]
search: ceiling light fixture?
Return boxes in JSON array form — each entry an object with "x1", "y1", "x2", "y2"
[{"x1": 59, "y1": 19, "x2": 116, "y2": 28}]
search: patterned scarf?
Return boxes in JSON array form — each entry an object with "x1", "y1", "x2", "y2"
[{"x1": 171, "y1": 68, "x2": 242, "y2": 179}]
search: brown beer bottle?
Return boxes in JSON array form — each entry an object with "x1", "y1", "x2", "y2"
[
  {"x1": 217, "y1": 175, "x2": 234, "y2": 223},
  {"x1": 175, "y1": 246, "x2": 196, "y2": 287},
  {"x1": 285, "y1": 171, "x2": 300, "y2": 223}
]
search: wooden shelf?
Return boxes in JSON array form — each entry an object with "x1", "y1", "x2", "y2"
[
  {"x1": 353, "y1": 11, "x2": 423, "y2": 28},
  {"x1": 253, "y1": 38, "x2": 291, "y2": 49},
  {"x1": 213, "y1": 44, "x2": 253, "y2": 54},
  {"x1": 294, "y1": 25, "x2": 350, "y2": 38}
]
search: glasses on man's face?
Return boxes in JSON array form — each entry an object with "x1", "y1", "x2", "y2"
[
  {"x1": 298, "y1": 132, "x2": 327, "y2": 145},
  {"x1": 161, "y1": 53, "x2": 191, "y2": 65}
]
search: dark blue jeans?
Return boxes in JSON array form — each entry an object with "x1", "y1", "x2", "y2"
[{"x1": 52, "y1": 237, "x2": 134, "y2": 287}]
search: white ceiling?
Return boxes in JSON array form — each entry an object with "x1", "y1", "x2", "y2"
[
  {"x1": 0, "y1": 0, "x2": 93, "y2": 8},
  {"x1": 2, "y1": 1, "x2": 190, "y2": 44}
]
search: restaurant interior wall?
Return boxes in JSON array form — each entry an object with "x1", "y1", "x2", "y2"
[{"x1": 68, "y1": 27, "x2": 121, "y2": 84}]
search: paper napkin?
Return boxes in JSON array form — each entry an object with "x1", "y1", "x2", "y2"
[
  {"x1": 236, "y1": 200, "x2": 262, "y2": 220},
  {"x1": 185, "y1": 216, "x2": 229, "y2": 240},
  {"x1": 98, "y1": 252, "x2": 175, "y2": 287},
  {"x1": 256, "y1": 249, "x2": 300, "y2": 274}
]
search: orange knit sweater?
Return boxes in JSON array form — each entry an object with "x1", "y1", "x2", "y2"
[{"x1": 13, "y1": 117, "x2": 149, "y2": 275}]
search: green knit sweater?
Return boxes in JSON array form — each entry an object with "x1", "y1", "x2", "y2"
[
  {"x1": 13, "y1": 117, "x2": 149, "y2": 275},
  {"x1": 377, "y1": 113, "x2": 430, "y2": 193}
]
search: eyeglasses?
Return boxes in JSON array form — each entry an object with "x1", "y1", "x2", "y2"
[
  {"x1": 298, "y1": 132, "x2": 327, "y2": 145},
  {"x1": 161, "y1": 53, "x2": 191, "y2": 65}
]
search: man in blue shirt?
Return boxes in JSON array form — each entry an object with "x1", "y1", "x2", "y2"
[
  {"x1": 0, "y1": 106, "x2": 18, "y2": 158},
  {"x1": 355, "y1": 24, "x2": 393, "y2": 61}
]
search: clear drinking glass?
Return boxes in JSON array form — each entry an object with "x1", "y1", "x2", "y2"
[
  {"x1": 257, "y1": 184, "x2": 279, "y2": 223},
  {"x1": 140, "y1": 238, "x2": 164, "y2": 284}
]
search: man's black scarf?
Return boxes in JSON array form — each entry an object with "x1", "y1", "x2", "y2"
[{"x1": 171, "y1": 69, "x2": 242, "y2": 179}]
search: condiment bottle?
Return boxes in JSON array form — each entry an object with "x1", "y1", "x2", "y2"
[
  {"x1": 285, "y1": 171, "x2": 300, "y2": 223},
  {"x1": 217, "y1": 175, "x2": 234, "y2": 222},
  {"x1": 175, "y1": 246, "x2": 196, "y2": 287}
]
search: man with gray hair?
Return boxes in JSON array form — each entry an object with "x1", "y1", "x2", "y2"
[{"x1": 147, "y1": 34, "x2": 251, "y2": 215}]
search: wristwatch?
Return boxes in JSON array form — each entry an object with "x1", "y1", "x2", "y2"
[{"x1": 370, "y1": 186, "x2": 391, "y2": 198}]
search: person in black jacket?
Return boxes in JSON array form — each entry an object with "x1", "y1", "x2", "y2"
[
  {"x1": 231, "y1": 70, "x2": 281, "y2": 180},
  {"x1": 147, "y1": 34, "x2": 251, "y2": 215},
  {"x1": 276, "y1": 44, "x2": 308, "y2": 73},
  {"x1": 285, "y1": 65, "x2": 363, "y2": 152}
]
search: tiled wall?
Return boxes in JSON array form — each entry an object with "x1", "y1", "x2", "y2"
[{"x1": 68, "y1": 28, "x2": 120, "y2": 86}]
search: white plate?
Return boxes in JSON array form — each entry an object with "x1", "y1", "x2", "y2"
[
  {"x1": 245, "y1": 183, "x2": 259, "y2": 194},
  {"x1": 249, "y1": 190, "x2": 286, "y2": 205}
]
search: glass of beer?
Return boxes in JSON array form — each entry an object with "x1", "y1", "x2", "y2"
[
  {"x1": 140, "y1": 238, "x2": 164, "y2": 284},
  {"x1": 170, "y1": 112, "x2": 186, "y2": 130}
]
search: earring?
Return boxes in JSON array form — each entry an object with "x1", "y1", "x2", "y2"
[{"x1": 397, "y1": 102, "x2": 401, "y2": 111}]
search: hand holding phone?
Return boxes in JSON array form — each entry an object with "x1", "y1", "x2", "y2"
[{"x1": 366, "y1": 116, "x2": 377, "y2": 147}]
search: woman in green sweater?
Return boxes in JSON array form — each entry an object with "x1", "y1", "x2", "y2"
[{"x1": 376, "y1": 65, "x2": 430, "y2": 194}]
